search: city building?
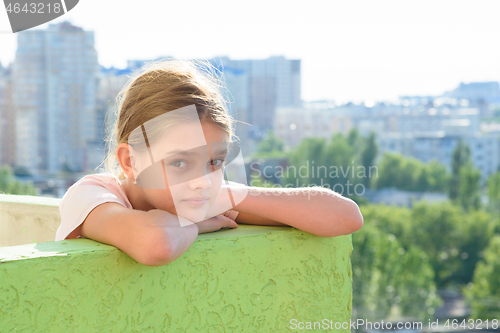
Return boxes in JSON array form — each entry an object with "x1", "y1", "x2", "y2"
[
  {"x1": 207, "y1": 56, "x2": 301, "y2": 154},
  {"x1": 0, "y1": 63, "x2": 16, "y2": 168},
  {"x1": 377, "y1": 132, "x2": 500, "y2": 184},
  {"x1": 12, "y1": 21, "x2": 100, "y2": 176}
]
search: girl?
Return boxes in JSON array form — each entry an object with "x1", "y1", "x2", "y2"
[{"x1": 55, "y1": 59, "x2": 363, "y2": 267}]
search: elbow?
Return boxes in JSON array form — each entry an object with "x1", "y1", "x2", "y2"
[
  {"x1": 349, "y1": 200, "x2": 364, "y2": 232},
  {"x1": 141, "y1": 244, "x2": 174, "y2": 267},
  {"x1": 137, "y1": 232, "x2": 175, "y2": 267},
  {"x1": 150, "y1": 235, "x2": 176, "y2": 267},
  {"x1": 319, "y1": 198, "x2": 364, "y2": 237}
]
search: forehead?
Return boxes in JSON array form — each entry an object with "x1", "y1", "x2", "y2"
[{"x1": 153, "y1": 119, "x2": 226, "y2": 146}]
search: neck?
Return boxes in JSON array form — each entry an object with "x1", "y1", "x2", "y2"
[{"x1": 122, "y1": 178, "x2": 155, "y2": 211}]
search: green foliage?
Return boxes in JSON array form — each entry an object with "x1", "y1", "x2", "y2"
[
  {"x1": 409, "y1": 201, "x2": 465, "y2": 288},
  {"x1": 283, "y1": 133, "x2": 367, "y2": 201},
  {"x1": 449, "y1": 139, "x2": 472, "y2": 201},
  {"x1": 253, "y1": 130, "x2": 287, "y2": 158},
  {"x1": 347, "y1": 127, "x2": 362, "y2": 148},
  {"x1": 352, "y1": 222, "x2": 442, "y2": 321},
  {"x1": 458, "y1": 162, "x2": 482, "y2": 211},
  {"x1": 454, "y1": 210, "x2": 496, "y2": 285},
  {"x1": 486, "y1": 171, "x2": 500, "y2": 214},
  {"x1": 360, "y1": 131, "x2": 378, "y2": 188},
  {"x1": 360, "y1": 201, "x2": 497, "y2": 290},
  {"x1": 0, "y1": 164, "x2": 37, "y2": 195},
  {"x1": 283, "y1": 137, "x2": 329, "y2": 187},
  {"x1": 409, "y1": 201, "x2": 496, "y2": 288},
  {"x1": 374, "y1": 152, "x2": 449, "y2": 192},
  {"x1": 359, "y1": 204, "x2": 413, "y2": 244},
  {"x1": 256, "y1": 129, "x2": 378, "y2": 196},
  {"x1": 463, "y1": 235, "x2": 500, "y2": 320},
  {"x1": 425, "y1": 160, "x2": 450, "y2": 192}
]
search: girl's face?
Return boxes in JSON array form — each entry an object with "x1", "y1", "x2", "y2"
[{"x1": 132, "y1": 120, "x2": 229, "y2": 223}]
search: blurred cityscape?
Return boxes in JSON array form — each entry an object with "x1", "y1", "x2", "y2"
[{"x1": 1, "y1": 21, "x2": 498, "y2": 202}]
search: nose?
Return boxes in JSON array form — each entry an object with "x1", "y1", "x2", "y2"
[{"x1": 188, "y1": 172, "x2": 212, "y2": 191}]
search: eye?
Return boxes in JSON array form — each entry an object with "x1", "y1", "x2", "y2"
[
  {"x1": 171, "y1": 160, "x2": 187, "y2": 168},
  {"x1": 209, "y1": 159, "x2": 225, "y2": 167}
]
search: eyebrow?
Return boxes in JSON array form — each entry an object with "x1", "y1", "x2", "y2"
[{"x1": 162, "y1": 147, "x2": 229, "y2": 158}]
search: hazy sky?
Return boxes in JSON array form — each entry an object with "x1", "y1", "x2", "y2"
[{"x1": 1, "y1": 0, "x2": 499, "y2": 102}]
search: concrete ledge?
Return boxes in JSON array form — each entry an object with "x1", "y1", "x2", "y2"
[
  {"x1": 0, "y1": 225, "x2": 353, "y2": 332},
  {"x1": 0, "y1": 194, "x2": 61, "y2": 247}
]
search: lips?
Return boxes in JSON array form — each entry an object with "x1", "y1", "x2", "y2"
[{"x1": 182, "y1": 196, "x2": 209, "y2": 207}]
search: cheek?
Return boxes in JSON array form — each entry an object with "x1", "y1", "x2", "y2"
[
  {"x1": 211, "y1": 171, "x2": 224, "y2": 191},
  {"x1": 148, "y1": 188, "x2": 175, "y2": 208}
]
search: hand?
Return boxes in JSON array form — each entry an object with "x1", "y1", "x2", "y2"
[{"x1": 196, "y1": 215, "x2": 239, "y2": 234}]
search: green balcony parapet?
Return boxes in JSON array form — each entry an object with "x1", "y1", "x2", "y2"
[{"x1": 0, "y1": 194, "x2": 354, "y2": 332}]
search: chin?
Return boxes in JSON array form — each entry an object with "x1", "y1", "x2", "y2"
[{"x1": 177, "y1": 207, "x2": 209, "y2": 223}]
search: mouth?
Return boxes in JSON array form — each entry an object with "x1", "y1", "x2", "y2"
[{"x1": 182, "y1": 197, "x2": 209, "y2": 207}]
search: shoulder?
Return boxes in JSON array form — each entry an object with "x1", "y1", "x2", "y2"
[
  {"x1": 56, "y1": 173, "x2": 131, "y2": 241},
  {"x1": 63, "y1": 173, "x2": 131, "y2": 206},
  {"x1": 71, "y1": 172, "x2": 124, "y2": 189}
]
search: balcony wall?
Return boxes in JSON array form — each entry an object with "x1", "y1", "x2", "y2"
[
  {"x1": 0, "y1": 194, "x2": 61, "y2": 247},
  {"x1": 0, "y1": 194, "x2": 354, "y2": 332}
]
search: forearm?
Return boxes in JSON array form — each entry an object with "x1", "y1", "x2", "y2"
[
  {"x1": 232, "y1": 186, "x2": 363, "y2": 237},
  {"x1": 144, "y1": 210, "x2": 199, "y2": 266}
]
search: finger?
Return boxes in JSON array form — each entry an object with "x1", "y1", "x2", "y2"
[{"x1": 226, "y1": 217, "x2": 238, "y2": 228}]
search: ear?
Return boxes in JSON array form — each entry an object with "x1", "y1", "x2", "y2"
[{"x1": 116, "y1": 143, "x2": 139, "y2": 181}]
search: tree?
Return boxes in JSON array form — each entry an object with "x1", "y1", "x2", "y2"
[
  {"x1": 449, "y1": 139, "x2": 471, "y2": 201},
  {"x1": 361, "y1": 201, "x2": 498, "y2": 288},
  {"x1": 409, "y1": 201, "x2": 466, "y2": 288},
  {"x1": 486, "y1": 171, "x2": 500, "y2": 214},
  {"x1": 454, "y1": 209, "x2": 496, "y2": 285},
  {"x1": 426, "y1": 160, "x2": 450, "y2": 192},
  {"x1": 347, "y1": 127, "x2": 362, "y2": 148},
  {"x1": 283, "y1": 137, "x2": 328, "y2": 187},
  {"x1": 463, "y1": 235, "x2": 500, "y2": 320},
  {"x1": 373, "y1": 152, "x2": 405, "y2": 189},
  {"x1": 0, "y1": 164, "x2": 37, "y2": 195},
  {"x1": 322, "y1": 133, "x2": 358, "y2": 196},
  {"x1": 359, "y1": 203, "x2": 413, "y2": 245},
  {"x1": 253, "y1": 130, "x2": 286, "y2": 158},
  {"x1": 458, "y1": 162, "x2": 482, "y2": 212},
  {"x1": 375, "y1": 152, "x2": 450, "y2": 193},
  {"x1": 360, "y1": 131, "x2": 378, "y2": 188},
  {"x1": 351, "y1": 222, "x2": 442, "y2": 322}
]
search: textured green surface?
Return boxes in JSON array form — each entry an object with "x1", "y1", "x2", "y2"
[{"x1": 0, "y1": 224, "x2": 353, "y2": 332}]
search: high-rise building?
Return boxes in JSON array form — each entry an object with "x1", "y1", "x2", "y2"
[
  {"x1": 12, "y1": 21, "x2": 100, "y2": 176},
  {"x1": 207, "y1": 56, "x2": 301, "y2": 152},
  {"x1": 0, "y1": 63, "x2": 16, "y2": 168}
]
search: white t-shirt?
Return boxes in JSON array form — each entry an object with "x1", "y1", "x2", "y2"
[
  {"x1": 55, "y1": 173, "x2": 239, "y2": 241},
  {"x1": 55, "y1": 173, "x2": 134, "y2": 241}
]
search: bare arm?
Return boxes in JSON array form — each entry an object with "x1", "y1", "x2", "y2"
[
  {"x1": 231, "y1": 186, "x2": 364, "y2": 237},
  {"x1": 78, "y1": 203, "x2": 238, "y2": 267},
  {"x1": 77, "y1": 203, "x2": 179, "y2": 266}
]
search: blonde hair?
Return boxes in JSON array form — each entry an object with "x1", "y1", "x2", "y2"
[{"x1": 100, "y1": 58, "x2": 236, "y2": 181}]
